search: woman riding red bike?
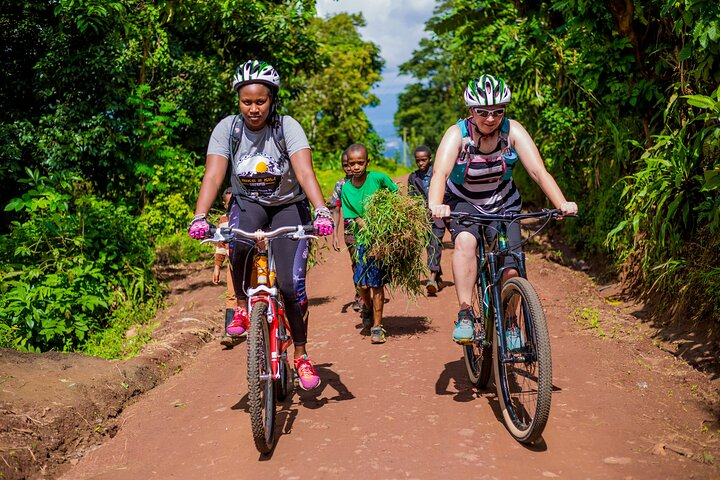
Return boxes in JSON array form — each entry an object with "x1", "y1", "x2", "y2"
[{"x1": 188, "y1": 60, "x2": 333, "y2": 390}]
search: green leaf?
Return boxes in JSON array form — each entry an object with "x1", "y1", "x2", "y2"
[
  {"x1": 684, "y1": 95, "x2": 717, "y2": 110},
  {"x1": 701, "y1": 170, "x2": 720, "y2": 191},
  {"x1": 679, "y1": 45, "x2": 692, "y2": 61}
]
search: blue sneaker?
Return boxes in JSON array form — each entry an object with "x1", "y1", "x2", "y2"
[
  {"x1": 453, "y1": 309, "x2": 475, "y2": 345},
  {"x1": 505, "y1": 320, "x2": 524, "y2": 352}
]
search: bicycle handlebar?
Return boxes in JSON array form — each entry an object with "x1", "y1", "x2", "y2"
[
  {"x1": 449, "y1": 209, "x2": 576, "y2": 223},
  {"x1": 200, "y1": 224, "x2": 316, "y2": 245}
]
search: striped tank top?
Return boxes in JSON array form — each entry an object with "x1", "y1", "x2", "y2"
[{"x1": 447, "y1": 117, "x2": 522, "y2": 214}]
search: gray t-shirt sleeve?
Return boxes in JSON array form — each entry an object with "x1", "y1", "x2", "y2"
[
  {"x1": 281, "y1": 115, "x2": 311, "y2": 157},
  {"x1": 206, "y1": 115, "x2": 234, "y2": 158}
]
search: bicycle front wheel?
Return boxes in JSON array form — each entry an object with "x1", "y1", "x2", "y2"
[
  {"x1": 493, "y1": 277, "x2": 552, "y2": 444},
  {"x1": 463, "y1": 277, "x2": 493, "y2": 388},
  {"x1": 247, "y1": 302, "x2": 276, "y2": 454}
]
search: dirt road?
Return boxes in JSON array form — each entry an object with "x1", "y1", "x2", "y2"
[{"x1": 46, "y1": 233, "x2": 718, "y2": 480}]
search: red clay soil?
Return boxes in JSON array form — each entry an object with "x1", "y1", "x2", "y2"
[{"x1": 1, "y1": 229, "x2": 719, "y2": 480}]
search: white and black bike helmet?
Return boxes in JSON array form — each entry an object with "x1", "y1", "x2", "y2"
[
  {"x1": 464, "y1": 74, "x2": 512, "y2": 107},
  {"x1": 232, "y1": 60, "x2": 281, "y2": 92}
]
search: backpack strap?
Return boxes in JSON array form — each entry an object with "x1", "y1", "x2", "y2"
[
  {"x1": 271, "y1": 116, "x2": 287, "y2": 160},
  {"x1": 498, "y1": 117, "x2": 510, "y2": 147},
  {"x1": 229, "y1": 115, "x2": 243, "y2": 158},
  {"x1": 457, "y1": 116, "x2": 511, "y2": 148},
  {"x1": 457, "y1": 117, "x2": 470, "y2": 139}
]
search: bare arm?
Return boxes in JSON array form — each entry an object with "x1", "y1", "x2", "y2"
[
  {"x1": 428, "y1": 125, "x2": 462, "y2": 218},
  {"x1": 509, "y1": 120, "x2": 577, "y2": 215},
  {"x1": 331, "y1": 206, "x2": 343, "y2": 251},
  {"x1": 290, "y1": 148, "x2": 326, "y2": 211},
  {"x1": 194, "y1": 154, "x2": 229, "y2": 215}
]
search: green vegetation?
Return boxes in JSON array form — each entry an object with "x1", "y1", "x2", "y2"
[
  {"x1": 3, "y1": 0, "x2": 717, "y2": 355},
  {"x1": 0, "y1": 170, "x2": 162, "y2": 352},
  {"x1": 288, "y1": 13, "x2": 386, "y2": 166},
  {"x1": 1, "y1": 1, "x2": 384, "y2": 356},
  {"x1": 395, "y1": 0, "x2": 720, "y2": 336}
]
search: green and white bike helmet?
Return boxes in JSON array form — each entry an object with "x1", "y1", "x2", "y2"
[
  {"x1": 232, "y1": 60, "x2": 281, "y2": 92},
  {"x1": 464, "y1": 74, "x2": 511, "y2": 107}
]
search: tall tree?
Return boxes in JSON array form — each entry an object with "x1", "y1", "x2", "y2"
[{"x1": 288, "y1": 13, "x2": 385, "y2": 166}]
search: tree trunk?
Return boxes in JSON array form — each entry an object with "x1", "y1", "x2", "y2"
[{"x1": 606, "y1": 0, "x2": 644, "y2": 75}]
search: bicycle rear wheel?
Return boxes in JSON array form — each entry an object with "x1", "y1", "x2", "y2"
[
  {"x1": 463, "y1": 277, "x2": 493, "y2": 388},
  {"x1": 247, "y1": 302, "x2": 276, "y2": 454},
  {"x1": 275, "y1": 318, "x2": 294, "y2": 402},
  {"x1": 493, "y1": 277, "x2": 552, "y2": 444}
]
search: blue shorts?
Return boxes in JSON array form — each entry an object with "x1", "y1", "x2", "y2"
[{"x1": 353, "y1": 244, "x2": 389, "y2": 288}]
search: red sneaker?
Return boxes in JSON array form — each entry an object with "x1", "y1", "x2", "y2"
[
  {"x1": 226, "y1": 307, "x2": 248, "y2": 336},
  {"x1": 294, "y1": 355, "x2": 321, "y2": 391}
]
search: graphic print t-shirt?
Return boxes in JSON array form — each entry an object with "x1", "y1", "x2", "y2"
[{"x1": 206, "y1": 115, "x2": 311, "y2": 206}]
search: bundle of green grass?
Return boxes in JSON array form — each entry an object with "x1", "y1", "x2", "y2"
[{"x1": 355, "y1": 188, "x2": 432, "y2": 298}]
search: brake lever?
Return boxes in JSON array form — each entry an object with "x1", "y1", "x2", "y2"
[{"x1": 200, "y1": 229, "x2": 230, "y2": 245}]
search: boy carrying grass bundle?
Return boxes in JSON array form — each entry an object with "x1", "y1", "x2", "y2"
[
  {"x1": 341, "y1": 144, "x2": 431, "y2": 344},
  {"x1": 341, "y1": 144, "x2": 398, "y2": 344}
]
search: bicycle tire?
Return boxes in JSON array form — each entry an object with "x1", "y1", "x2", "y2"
[
  {"x1": 247, "y1": 302, "x2": 276, "y2": 454},
  {"x1": 275, "y1": 318, "x2": 294, "y2": 402},
  {"x1": 463, "y1": 278, "x2": 493, "y2": 388},
  {"x1": 493, "y1": 277, "x2": 552, "y2": 444}
]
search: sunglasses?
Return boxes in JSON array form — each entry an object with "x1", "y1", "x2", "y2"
[{"x1": 472, "y1": 107, "x2": 505, "y2": 118}]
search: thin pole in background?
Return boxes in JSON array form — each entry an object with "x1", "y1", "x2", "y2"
[{"x1": 403, "y1": 127, "x2": 407, "y2": 167}]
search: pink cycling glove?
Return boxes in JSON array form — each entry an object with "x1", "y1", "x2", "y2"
[
  {"x1": 188, "y1": 215, "x2": 211, "y2": 240},
  {"x1": 313, "y1": 206, "x2": 334, "y2": 237}
]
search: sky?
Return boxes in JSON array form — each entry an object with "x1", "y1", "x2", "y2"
[{"x1": 315, "y1": 0, "x2": 436, "y2": 158}]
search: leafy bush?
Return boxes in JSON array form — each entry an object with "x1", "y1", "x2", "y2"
[
  {"x1": 154, "y1": 232, "x2": 211, "y2": 265},
  {"x1": 608, "y1": 90, "x2": 720, "y2": 328},
  {"x1": 0, "y1": 170, "x2": 162, "y2": 352}
]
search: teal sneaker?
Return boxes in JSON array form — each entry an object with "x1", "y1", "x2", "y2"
[{"x1": 453, "y1": 309, "x2": 475, "y2": 345}]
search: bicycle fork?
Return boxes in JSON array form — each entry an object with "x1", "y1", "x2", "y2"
[
  {"x1": 487, "y1": 248, "x2": 536, "y2": 365},
  {"x1": 248, "y1": 289, "x2": 293, "y2": 382}
]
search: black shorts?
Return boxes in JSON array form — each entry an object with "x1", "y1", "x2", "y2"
[{"x1": 447, "y1": 200, "x2": 522, "y2": 267}]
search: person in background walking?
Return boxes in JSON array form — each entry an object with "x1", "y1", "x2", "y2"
[
  {"x1": 212, "y1": 188, "x2": 243, "y2": 348},
  {"x1": 407, "y1": 145, "x2": 448, "y2": 297}
]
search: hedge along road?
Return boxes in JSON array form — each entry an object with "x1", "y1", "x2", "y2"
[{"x1": 58, "y1": 226, "x2": 718, "y2": 479}]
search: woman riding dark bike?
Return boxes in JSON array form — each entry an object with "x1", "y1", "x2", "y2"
[
  {"x1": 188, "y1": 60, "x2": 333, "y2": 390},
  {"x1": 427, "y1": 74, "x2": 578, "y2": 344}
]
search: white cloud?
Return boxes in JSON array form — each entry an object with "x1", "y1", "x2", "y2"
[{"x1": 316, "y1": 0, "x2": 435, "y2": 146}]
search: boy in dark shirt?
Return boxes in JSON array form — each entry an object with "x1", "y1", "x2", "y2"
[{"x1": 407, "y1": 146, "x2": 448, "y2": 296}]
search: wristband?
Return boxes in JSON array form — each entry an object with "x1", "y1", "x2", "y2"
[
  {"x1": 192, "y1": 213, "x2": 207, "y2": 222},
  {"x1": 314, "y1": 206, "x2": 332, "y2": 219}
]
